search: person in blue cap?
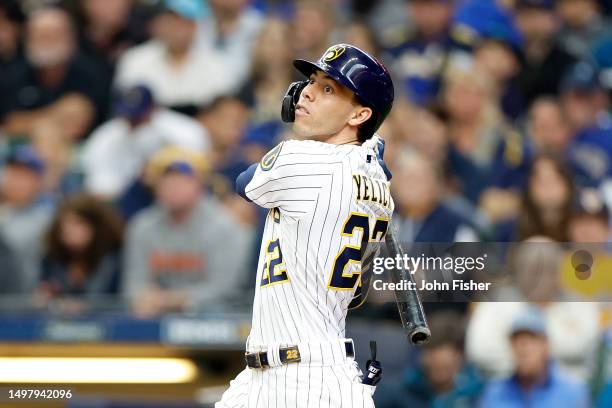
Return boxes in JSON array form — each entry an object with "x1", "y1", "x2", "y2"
[
  {"x1": 0, "y1": 145, "x2": 54, "y2": 293},
  {"x1": 561, "y1": 61, "x2": 612, "y2": 187},
  {"x1": 452, "y1": 0, "x2": 526, "y2": 118},
  {"x1": 385, "y1": 0, "x2": 458, "y2": 106},
  {"x1": 80, "y1": 84, "x2": 208, "y2": 203},
  {"x1": 481, "y1": 308, "x2": 590, "y2": 408}
]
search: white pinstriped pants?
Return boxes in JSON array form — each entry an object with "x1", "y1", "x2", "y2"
[{"x1": 216, "y1": 341, "x2": 376, "y2": 408}]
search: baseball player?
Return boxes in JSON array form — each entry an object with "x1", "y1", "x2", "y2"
[{"x1": 217, "y1": 44, "x2": 394, "y2": 408}]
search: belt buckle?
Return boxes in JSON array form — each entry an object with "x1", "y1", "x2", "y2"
[{"x1": 245, "y1": 351, "x2": 264, "y2": 369}]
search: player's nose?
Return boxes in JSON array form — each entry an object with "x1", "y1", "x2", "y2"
[{"x1": 301, "y1": 82, "x2": 315, "y2": 102}]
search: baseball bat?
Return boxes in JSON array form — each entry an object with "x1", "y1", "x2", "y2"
[{"x1": 385, "y1": 220, "x2": 431, "y2": 346}]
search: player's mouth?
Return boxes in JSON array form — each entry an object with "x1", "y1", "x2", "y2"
[{"x1": 295, "y1": 104, "x2": 310, "y2": 116}]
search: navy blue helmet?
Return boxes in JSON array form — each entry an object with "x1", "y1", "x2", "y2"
[{"x1": 282, "y1": 44, "x2": 394, "y2": 138}]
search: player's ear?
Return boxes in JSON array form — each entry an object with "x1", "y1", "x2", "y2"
[{"x1": 348, "y1": 106, "x2": 372, "y2": 127}]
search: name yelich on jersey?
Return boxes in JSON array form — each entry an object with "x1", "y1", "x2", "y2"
[{"x1": 353, "y1": 174, "x2": 392, "y2": 210}]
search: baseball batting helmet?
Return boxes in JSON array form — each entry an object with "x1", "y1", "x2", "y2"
[{"x1": 281, "y1": 44, "x2": 394, "y2": 139}]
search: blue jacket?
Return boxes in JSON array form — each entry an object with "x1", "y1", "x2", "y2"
[
  {"x1": 376, "y1": 365, "x2": 484, "y2": 408},
  {"x1": 480, "y1": 365, "x2": 590, "y2": 408}
]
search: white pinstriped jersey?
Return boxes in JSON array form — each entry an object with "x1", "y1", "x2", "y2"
[{"x1": 242, "y1": 136, "x2": 394, "y2": 350}]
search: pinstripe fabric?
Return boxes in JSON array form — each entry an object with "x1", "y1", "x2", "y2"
[{"x1": 217, "y1": 137, "x2": 391, "y2": 408}]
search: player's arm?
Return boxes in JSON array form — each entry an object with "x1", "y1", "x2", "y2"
[{"x1": 235, "y1": 140, "x2": 327, "y2": 216}]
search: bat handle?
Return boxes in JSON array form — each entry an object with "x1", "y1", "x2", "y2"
[{"x1": 409, "y1": 326, "x2": 431, "y2": 345}]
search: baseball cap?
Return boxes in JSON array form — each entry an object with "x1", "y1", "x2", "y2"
[
  {"x1": 452, "y1": 0, "x2": 523, "y2": 53},
  {"x1": 510, "y1": 308, "x2": 547, "y2": 337},
  {"x1": 164, "y1": 160, "x2": 198, "y2": 177},
  {"x1": 161, "y1": 0, "x2": 207, "y2": 21},
  {"x1": 114, "y1": 85, "x2": 155, "y2": 120},
  {"x1": 516, "y1": 0, "x2": 555, "y2": 9},
  {"x1": 146, "y1": 145, "x2": 209, "y2": 183},
  {"x1": 561, "y1": 62, "x2": 602, "y2": 93},
  {"x1": 6, "y1": 145, "x2": 45, "y2": 175}
]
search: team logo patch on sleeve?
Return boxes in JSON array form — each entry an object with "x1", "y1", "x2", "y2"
[{"x1": 260, "y1": 142, "x2": 284, "y2": 171}]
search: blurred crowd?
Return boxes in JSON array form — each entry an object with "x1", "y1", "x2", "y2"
[{"x1": 1, "y1": 0, "x2": 612, "y2": 406}]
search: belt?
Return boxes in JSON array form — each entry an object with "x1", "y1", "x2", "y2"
[{"x1": 245, "y1": 341, "x2": 355, "y2": 369}]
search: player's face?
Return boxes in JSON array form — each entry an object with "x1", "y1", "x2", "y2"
[{"x1": 293, "y1": 71, "x2": 363, "y2": 140}]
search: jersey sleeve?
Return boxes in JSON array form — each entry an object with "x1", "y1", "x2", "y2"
[{"x1": 235, "y1": 140, "x2": 335, "y2": 216}]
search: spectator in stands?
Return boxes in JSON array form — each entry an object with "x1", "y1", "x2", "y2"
[
  {"x1": 473, "y1": 35, "x2": 523, "y2": 120},
  {"x1": 77, "y1": 0, "x2": 149, "y2": 76},
  {"x1": 196, "y1": 0, "x2": 263, "y2": 91},
  {"x1": 561, "y1": 62, "x2": 612, "y2": 187},
  {"x1": 0, "y1": 0, "x2": 24, "y2": 68},
  {"x1": 123, "y1": 146, "x2": 254, "y2": 317},
  {"x1": 80, "y1": 85, "x2": 208, "y2": 201},
  {"x1": 292, "y1": 0, "x2": 335, "y2": 65},
  {"x1": 386, "y1": 0, "x2": 456, "y2": 106},
  {"x1": 114, "y1": 0, "x2": 233, "y2": 115},
  {"x1": 239, "y1": 17, "x2": 292, "y2": 162},
  {"x1": 0, "y1": 145, "x2": 54, "y2": 292},
  {"x1": 467, "y1": 239, "x2": 601, "y2": 380},
  {"x1": 0, "y1": 7, "x2": 109, "y2": 136},
  {"x1": 30, "y1": 118, "x2": 83, "y2": 198},
  {"x1": 512, "y1": 154, "x2": 574, "y2": 241},
  {"x1": 452, "y1": 0, "x2": 524, "y2": 118},
  {"x1": 38, "y1": 194, "x2": 123, "y2": 302},
  {"x1": 480, "y1": 309, "x2": 591, "y2": 407},
  {"x1": 515, "y1": 0, "x2": 577, "y2": 107},
  {"x1": 392, "y1": 148, "x2": 478, "y2": 243},
  {"x1": 197, "y1": 96, "x2": 250, "y2": 190},
  {"x1": 557, "y1": 0, "x2": 612, "y2": 59},
  {"x1": 526, "y1": 97, "x2": 572, "y2": 154},
  {"x1": 376, "y1": 311, "x2": 484, "y2": 408},
  {"x1": 443, "y1": 67, "x2": 528, "y2": 204}
]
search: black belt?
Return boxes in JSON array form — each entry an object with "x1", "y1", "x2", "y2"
[{"x1": 245, "y1": 341, "x2": 355, "y2": 369}]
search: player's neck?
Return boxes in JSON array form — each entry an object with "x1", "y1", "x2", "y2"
[{"x1": 320, "y1": 130, "x2": 361, "y2": 146}]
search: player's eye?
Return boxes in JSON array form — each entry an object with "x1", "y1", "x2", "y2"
[
  {"x1": 323, "y1": 85, "x2": 333, "y2": 94},
  {"x1": 309, "y1": 79, "x2": 315, "y2": 85}
]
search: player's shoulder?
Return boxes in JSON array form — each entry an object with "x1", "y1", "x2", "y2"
[{"x1": 260, "y1": 139, "x2": 350, "y2": 170}]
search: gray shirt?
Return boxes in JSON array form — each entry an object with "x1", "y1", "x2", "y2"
[
  {"x1": 0, "y1": 202, "x2": 54, "y2": 293},
  {"x1": 122, "y1": 197, "x2": 254, "y2": 310}
]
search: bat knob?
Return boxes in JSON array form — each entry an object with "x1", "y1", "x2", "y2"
[{"x1": 409, "y1": 327, "x2": 431, "y2": 346}]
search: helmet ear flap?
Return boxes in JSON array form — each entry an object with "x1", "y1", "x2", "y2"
[{"x1": 281, "y1": 80, "x2": 309, "y2": 123}]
